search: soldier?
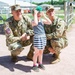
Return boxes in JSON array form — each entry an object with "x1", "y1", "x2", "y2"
[
  {"x1": 4, "y1": 4, "x2": 34, "y2": 62},
  {"x1": 27, "y1": 5, "x2": 68, "y2": 64},
  {"x1": 44, "y1": 5, "x2": 68, "y2": 63}
]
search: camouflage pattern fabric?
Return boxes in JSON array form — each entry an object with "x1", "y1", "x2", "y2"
[
  {"x1": 45, "y1": 17, "x2": 68, "y2": 50},
  {"x1": 4, "y1": 15, "x2": 34, "y2": 56},
  {"x1": 27, "y1": 44, "x2": 34, "y2": 60}
]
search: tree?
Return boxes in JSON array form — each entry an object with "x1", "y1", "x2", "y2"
[{"x1": 51, "y1": 0, "x2": 53, "y2": 5}]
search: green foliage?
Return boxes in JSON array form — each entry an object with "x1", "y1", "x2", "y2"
[
  {"x1": 32, "y1": 0, "x2": 66, "y2": 5},
  {"x1": 0, "y1": 14, "x2": 7, "y2": 21},
  {"x1": 32, "y1": 1, "x2": 51, "y2": 5}
]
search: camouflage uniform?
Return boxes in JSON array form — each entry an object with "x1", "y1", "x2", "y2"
[
  {"x1": 4, "y1": 15, "x2": 34, "y2": 61},
  {"x1": 27, "y1": 17, "x2": 68, "y2": 61}
]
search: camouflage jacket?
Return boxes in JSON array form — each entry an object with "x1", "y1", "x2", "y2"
[
  {"x1": 44, "y1": 17, "x2": 68, "y2": 48},
  {"x1": 44, "y1": 17, "x2": 67, "y2": 39},
  {"x1": 4, "y1": 15, "x2": 34, "y2": 46}
]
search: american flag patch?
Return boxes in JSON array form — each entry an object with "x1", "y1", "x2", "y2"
[{"x1": 5, "y1": 28, "x2": 11, "y2": 34}]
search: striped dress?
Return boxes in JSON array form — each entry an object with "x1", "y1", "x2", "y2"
[{"x1": 33, "y1": 20, "x2": 46, "y2": 50}]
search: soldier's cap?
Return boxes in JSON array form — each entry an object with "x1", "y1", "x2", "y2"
[
  {"x1": 36, "y1": 6, "x2": 42, "y2": 12},
  {"x1": 46, "y1": 5, "x2": 54, "y2": 12},
  {"x1": 11, "y1": 4, "x2": 21, "y2": 11}
]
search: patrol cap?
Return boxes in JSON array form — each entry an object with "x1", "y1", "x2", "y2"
[
  {"x1": 36, "y1": 6, "x2": 42, "y2": 12},
  {"x1": 11, "y1": 4, "x2": 21, "y2": 11},
  {"x1": 46, "y1": 5, "x2": 54, "y2": 13}
]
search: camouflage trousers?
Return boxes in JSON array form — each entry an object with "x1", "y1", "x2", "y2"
[
  {"x1": 8, "y1": 40, "x2": 31, "y2": 56},
  {"x1": 27, "y1": 44, "x2": 50, "y2": 60},
  {"x1": 27, "y1": 38, "x2": 68, "y2": 60}
]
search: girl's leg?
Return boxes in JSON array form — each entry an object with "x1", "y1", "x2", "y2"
[
  {"x1": 32, "y1": 47, "x2": 39, "y2": 72},
  {"x1": 38, "y1": 49, "x2": 43, "y2": 64},
  {"x1": 33, "y1": 47, "x2": 39, "y2": 66},
  {"x1": 38, "y1": 48, "x2": 45, "y2": 70}
]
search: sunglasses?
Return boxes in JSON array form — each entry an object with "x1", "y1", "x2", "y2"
[
  {"x1": 48, "y1": 9, "x2": 54, "y2": 13},
  {"x1": 15, "y1": 9, "x2": 21, "y2": 13}
]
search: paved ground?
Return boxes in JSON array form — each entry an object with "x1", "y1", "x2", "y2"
[{"x1": 0, "y1": 24, "x2": 75, "y2": 75}]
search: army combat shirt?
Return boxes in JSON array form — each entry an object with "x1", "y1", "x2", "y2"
[{"x1": 4, "y1": 15, "x2": 33, "y2": 46}]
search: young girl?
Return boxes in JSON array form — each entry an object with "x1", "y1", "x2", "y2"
[{"x1": 32, "y1": 6, "x2": 51, "y2": 72}]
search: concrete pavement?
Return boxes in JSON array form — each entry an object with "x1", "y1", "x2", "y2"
[{"x1": 0, "y1": 24, "x2": 75, "y2": 75}]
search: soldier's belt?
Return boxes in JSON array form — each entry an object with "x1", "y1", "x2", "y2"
[{"x1": 52, "y1": 38, "x2": 59, "y2": 40}]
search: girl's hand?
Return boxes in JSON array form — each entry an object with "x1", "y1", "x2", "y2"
[
  {"x1": 41, "y1": 12, "x2": 46, "y2": 17},
  {"x1": 34, "y1": 9, "x2": 38, "y2": 15}
]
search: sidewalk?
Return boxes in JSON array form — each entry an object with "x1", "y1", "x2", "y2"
[{"x1": 0, "y1": 24, "x2": 75, "y2": 75}]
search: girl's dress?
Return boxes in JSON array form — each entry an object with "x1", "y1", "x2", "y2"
[{"x1": 33, "y1": 20, "x2": 46, "y2": 50}]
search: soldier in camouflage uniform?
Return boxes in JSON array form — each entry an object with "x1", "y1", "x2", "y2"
[
  {"x1": 27, "y1": 5, "x2": 68, "y2": 64},
  {"x1": 4, "y1": 5, "x2": 34, "y2": 62}
]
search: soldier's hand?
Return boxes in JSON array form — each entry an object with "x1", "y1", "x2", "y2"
[
  {"x1": 20, "y1": 33, "x2": 30, "y2": 41},
  {"x1": 26, "y1": 35, "x2": 30, "y2": 40},
  {"x1": 20, "y1": 33, "x2": 27, "y2": 41},
  {"x1": 26, "y1": 30, "x2": 34, "y2": 36}
]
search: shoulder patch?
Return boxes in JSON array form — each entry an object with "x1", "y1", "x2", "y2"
[{"x1": 5, "y1": 28, "x2": 11, "y2": 34}]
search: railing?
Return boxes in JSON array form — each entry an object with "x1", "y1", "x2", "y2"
[{"x1": 64, "y1": 1, "x2": 74, "y2": 28}]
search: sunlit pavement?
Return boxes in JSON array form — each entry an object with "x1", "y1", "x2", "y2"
[{"x1": 0, "y1": 24, "x2": 75, "y2": 75}]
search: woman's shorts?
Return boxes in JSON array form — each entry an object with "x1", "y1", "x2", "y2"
[{"x1": 33, "y1": 36, "x2": 46, "y2": 50}]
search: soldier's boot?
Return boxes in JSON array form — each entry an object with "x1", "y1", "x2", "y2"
[
  {"x1": 11, "y1": 47, "x2": 24, "y2": 62},
  {"x1": 52, "y1": 53, "x2": 58, "y2": 58},
  {"x1": 27, "y1": 51, "x2": 33, "y2": 60},
  {"x1": 51, "y1": 50, "x2": 60, "y2": 64},
  {"x1": 27, "y1": 45, "x2": 34, "y2": 60},
  {"x1": 43, "y1": 46, "x2": 50, "y2": 54},
  {"x1": 11, "y1": 54, "x2": 18, "y2": 62}
]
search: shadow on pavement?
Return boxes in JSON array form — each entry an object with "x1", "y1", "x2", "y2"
[
  {"x1": 0, "y1": 54, "x2": 56, "y2": 72},
  {"x1": 0, "y1": 56, "x2": 31, "y2": 72},
  {"x1": 43, "y1": 54, "x2": 56, "y2": 64},
  {"x1": 0, "y1": 24, "x2": 5, "y2": 34}
]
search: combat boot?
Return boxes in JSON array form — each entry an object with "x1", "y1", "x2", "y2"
[
  {"x1": 11, "y1": 54, "x2": 18, "y2": 62},
  {"x1": 27, "y1": 51, "x2": 33, "y2": 61},
  {"x1": 27, "y1": 45, "x2": 34, "y2": 60},
  {"x1": 43, "y1": 46, "x2": 50, "y2": 54},
  {"x1": 52, "y1": 53, "x2": 58, "y2": 58},
  {"x1": 11, "y1": 47, "x2": 24, "y2": 56},
  {"x1": 11, "y1": 47, "x2": 24, "y2": 62},
  {"x1": 51, "y1": 50, "x2": 60, "y2": 64}
]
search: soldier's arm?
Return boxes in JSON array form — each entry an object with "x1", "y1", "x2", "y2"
[
  {"x1": 4, "y1": 22, "x2": 21, "y2": 43},
  {"x1": 46, "y1": 19, "x2": 65, "y2": 39},
  {"x1": 24, "y1": 15, "x2": 34, "y2": 36}
]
